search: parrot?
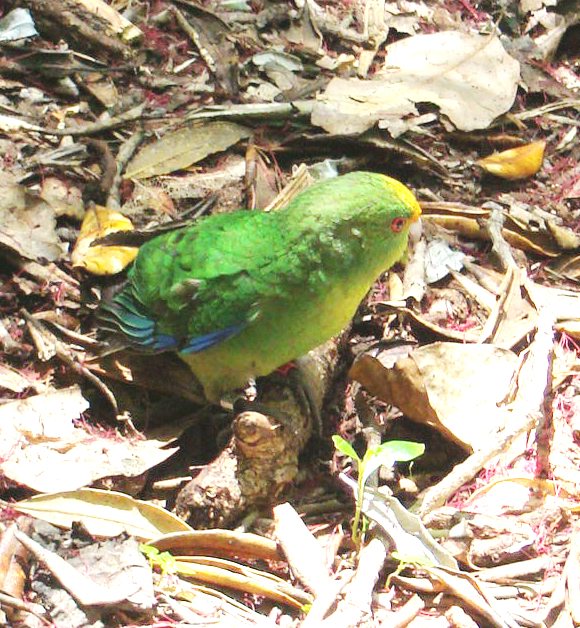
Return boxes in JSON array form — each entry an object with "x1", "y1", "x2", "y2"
[{"x1": 99, "y1": 171, "x2": 421, "y2": 403}]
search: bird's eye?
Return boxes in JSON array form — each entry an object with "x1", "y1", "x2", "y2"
[{"x1": 390, "y1": 217, "x2": 406, "y2": 233}]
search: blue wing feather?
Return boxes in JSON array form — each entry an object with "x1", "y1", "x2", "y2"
[
  {"x1": 100, "y1": 283, "x2": 246, "y2": 354},
  {"x1": 180, "y1": 323, "x2": 246, "y2": 353}
]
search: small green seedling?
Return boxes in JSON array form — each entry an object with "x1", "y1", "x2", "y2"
[
  {"x1": 140, "y1": 544, "x2": 177, "y2": 576},
  {"x1": 386, "y1": 551, "x2": 436, "y2": 588},
  {"x1": 332, "y1": 435, "x2": 425, "y2": 544}
]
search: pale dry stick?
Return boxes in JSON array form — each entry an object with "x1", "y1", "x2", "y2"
[
  {"x1": 514, "y1": 98, "x2": 580, "y2": 122},
  {"x1": 543, "y1": 526, "x2": 580, "y2": 625},
  {"x1": 169, "y1": 5, "x2": 215, "y2": 74},
  {"x1": 446, "y1": 604, "x2": 480, "y2": 628},
  {"x1": 473, "y1": 555, "x2": 552, "y2": 583},
  {"x1": 519, "y1": 302, "x2": 555, "y2": 478},
  {"x1": 318, "y1": 536, "x2": 388, "y2": 628},
  {"x1": 185, "y1": 100, "x2": 315, "y2": 124},
  {"x1": 483, "y1": 207, "x2": 518, "y2": 271},
  {"x1": 477, "y1": 265, "x2": 517, "y2": 344},
  {"x1": 22, "y1": 103, "x2": 151, "y2": 137},
  {"x1": 264, "y1": 164, "x2": 313, "y2": 212},
  {"x1": 0, "y1": 591, "x2": 49, "y2": 625},
  {"x1": 422, "y1": 566, "x2": 519, "y2": 628},
  {"x1": 107, "y1": 130, "x2": 145, "y2": 209},
  {"x1": 300, "y1": 572, "x2": 354, "y2": 627},
  {"x1": 385, "y1": 593, "x2": 425, "y2": 628},
  {"x1": 273, "y1": 502, "x2": 333, "y2": 598},
  {"x1": 448, "y1": 269, "x2": 496, "y2": 312},
  {"x1": 418, "y1": 304, "x2": 555, "y2": 520}
]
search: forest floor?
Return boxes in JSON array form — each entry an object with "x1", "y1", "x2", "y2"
[{"x1": 0, "y1": 0, "x2": 579, "y2": 626}]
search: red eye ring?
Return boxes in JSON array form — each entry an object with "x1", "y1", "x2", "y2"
[{"x1": 391, "y1": 217, "x2": 406, "y2": 233}]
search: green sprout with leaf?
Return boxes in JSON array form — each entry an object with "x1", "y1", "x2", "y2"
[
  {"x1": 332, "y1": 435, "x2": 425, "y2": 544},
  {"x1": 140, "y1": 544, "x2": 177, "y2": 576}
]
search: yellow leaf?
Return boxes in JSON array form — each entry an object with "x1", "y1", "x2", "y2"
[
  {"x1": 477, "y1": 140, "x2": 546, "y2": 180},
  {"x1": 71, "y1": 206, "x2": 138, "y2": 275}
]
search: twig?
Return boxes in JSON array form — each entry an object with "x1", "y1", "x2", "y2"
[
  {"x1": 543, "y1": 525, "x2": 580, "y2": 625},
  {"x1": 22, "y1": 309, "x2": 119, "y2": 413},
  {"x1": 14, "y1": 530, "x2": 131, "y2": 607},
  {"x1": 23, "y1": 103, "x2": 153, "y2": 137},
  {"x1": 514, "y1": 98, "x2": 580, "y2": 121},
  {"x1": 319, "y1": 536, "x2": 387, "y2": 627},
  {"x1": 0, "y1": 591, "x2": 50, "y2": 625},
  {"x1": 273, "y1": 502, "x2": 333, "y2": 597},
  {"x1": 384, "y1": 594, "x2": 425, "y2": 628},
  {"x1": 107, "y1": 130, "x2": 145, "y2": 209},
  {"x1": 483, "y1": 207, "x2": 517, "y2": 271},
  {"x1": 402, "y1": 238, "x2": 426, "y2": 303},
  {"x1": 84, "y1": 138, "x2": 117, "y2": 202},
  {"x1": 300, "y1": 572, "x2": 353, "y2": 627},
  {"x1": 185, "y1": 100, "x2": 314, "y2": 123},
  {"x1": 477, "y1": 265, "x2": 517, "y2": 344}
]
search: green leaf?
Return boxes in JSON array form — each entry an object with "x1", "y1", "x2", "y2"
[
  {"x1": 360, "y1": 454, "x2": 391, "y2": 488},
  {"x1": 391, "y1": 551, "x2": 436, "y2": 568},
  {"x1": 359, "y1": 441, "x2": 424, "y2": 489},
  {"x1": 332, "y1": 435, "x2": 360, "y2": 463},
  {"x1": 374, "y1": 440, "x2": 425, "y2": 463},
  {"x1": 140, "y1": 543, "x2": 177, "y2": 575}
]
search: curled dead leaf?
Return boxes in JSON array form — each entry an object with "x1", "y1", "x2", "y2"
[
  {"x1": 71, "y1": 206, "x2": 138, "y2": 275},
  {"x1": 477, "y1": 140, "x2": 546, "y2": 180},
  {"x1": 350, "y1": 343, "x2": 518, "y2": 451}
]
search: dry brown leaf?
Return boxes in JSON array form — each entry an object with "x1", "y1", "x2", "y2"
[
  {"x1": 173, "y1": 556, "x2": 310, "y2": 609},
  {"x1": 464, "y1": 477, "x2": 561, "y2": 515},
  {"x1": 0, "y1": 174, "x2": 65, "y2": 261},
  {"x1": 150, "y1": 529, "x2": 282, "y2": 562},
  {"x1": 125, "y1": 121, "x2": 251, "y2": 179},
  {"x1": 312, "y1": 31, "x2": 520, "y2": 135},
  {"x1": 14, "y1": 489, "x2": 192, "y2": 540},
  {"x1": 350, "y1": 343, "x2": 518, "y2": 451},
  {"x1": 75, "y1": 0, "x2": 143, "y2": 43},
  {"x1": 0, "y1": 363, "x2": 46, "y2": 394},
  {"x1": 421, "y1": 202, "x2": 562, "y2": 257},
  {"x1": 0, "y1": 386, "x2": 178, "y2": 492},
  {"x1": 39, "y1": 176, "x2": 85, "y2": 220}
]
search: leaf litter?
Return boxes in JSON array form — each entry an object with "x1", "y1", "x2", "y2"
[{"x1": 0, "y1": 0, "x2": 578, "y2": 626}]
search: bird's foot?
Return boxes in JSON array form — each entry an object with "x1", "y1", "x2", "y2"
[{"x1": 259, "y1": 360, "x2": 323, "y2": 439}]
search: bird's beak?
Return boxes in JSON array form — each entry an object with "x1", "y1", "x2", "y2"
[{"x1": 409, "y1": 218, "x2": 423, "y2": 242}]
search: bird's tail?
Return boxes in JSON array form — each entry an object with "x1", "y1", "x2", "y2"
[{"x1": 97, "y1": 281, "x2": 181, "y2": 355}]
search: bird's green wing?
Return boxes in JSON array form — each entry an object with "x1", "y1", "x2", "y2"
[{"x1": 100, "y1": 209, "x2": 320, "y2": 353}]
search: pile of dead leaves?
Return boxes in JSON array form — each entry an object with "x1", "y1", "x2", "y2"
[{"x1": 0, "y1": 0, "x2": 579, "y2": 626}]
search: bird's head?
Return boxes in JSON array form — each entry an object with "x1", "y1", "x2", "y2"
[
  {"x1": 373, "y1": 173, "x2": 421, "y2": 236},
  {"x1": 283, "y1": 171, "x2": 421, "y2": 250}
]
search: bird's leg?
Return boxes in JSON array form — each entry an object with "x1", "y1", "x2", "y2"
[
  {"x1": 230, "y1": 378, "x2": 284, "y2": 417},
  {"x1": 251, "y1": 360, "x2": 323, "y2": 438},
  {"x1": 280, "y1": 359, "x2": 323, "y2": 438}
]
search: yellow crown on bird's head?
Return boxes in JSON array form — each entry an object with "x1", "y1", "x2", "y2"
[{"x1": 380, "y1": 175, "x2": 422, "y2": 223}]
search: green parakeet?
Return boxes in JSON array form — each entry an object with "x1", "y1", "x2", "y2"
[{"x1": 99, "y1": 171, "x2": 421, "y2": 402}]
